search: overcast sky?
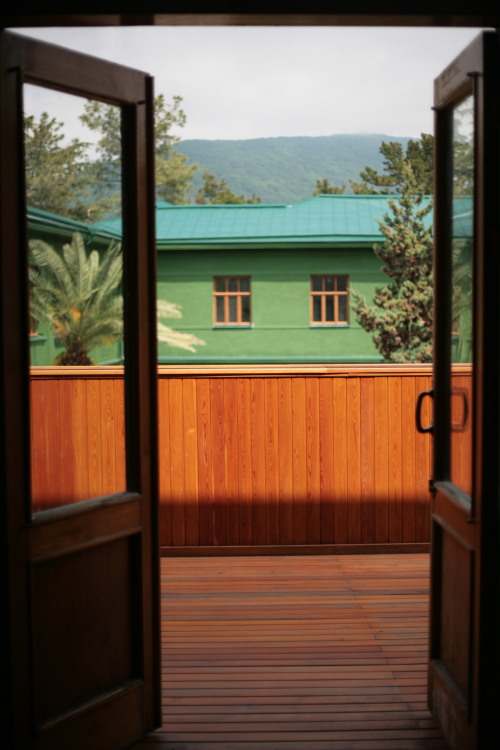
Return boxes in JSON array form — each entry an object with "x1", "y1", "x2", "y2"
[{"x1": 15, "y1": 26, "x2": 482, "y2": 142}]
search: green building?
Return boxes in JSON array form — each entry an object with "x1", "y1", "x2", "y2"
[{"x1": 28, "y1": 194, "x2": 435, "y2": 365}]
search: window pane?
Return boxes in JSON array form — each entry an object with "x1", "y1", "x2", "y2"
[
  {"x1": 325, "y1": 296, "x2": 334, "y2": 321},
  {"x1": 241, "y1": 296, "x2": 251, "y2": 322},
  {"x1": 325, "y1": 276, "x2": 334, "y2": 291},
  {"x1": 228, "y1": 278, "x2": 238, "y2": 292},
  {"x1": 450, "y1": 94, "x2": 474, "y2": 498},
  {"x1": 313, "y1": 296, "x2": 322, "y2": 321},
  {"x1": 312, "y1": 276, "x2": 322, "y2": 292},
  {"x1": 336, "y1": 276, "x2": 347, "y2": 292},
  {"x1": 239, "y1": 277, "x2": 250, "y2": 292},
  {"x1": 215, "y1": 277, "x2": 225, "y2": 292},
  {"x1": 228, "y1": 296, "x2": 237, "y2": 322},
  {"x1": 216, "y1": 296, "x2": 225, "y2": 322},
  {"x1": 25, "y1": 84, "x2": 126, "y2": 514},
  {"x1": 338, "y1": 296, "x2": 348, "y2": 322}
]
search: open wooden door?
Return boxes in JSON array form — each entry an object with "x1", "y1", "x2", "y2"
[
  {"x1": 420, "y1": 30, "x2": 500, "y2": 750},
  {"x1": 1, "y1": 32, "x2": 160, "y2": 749}
]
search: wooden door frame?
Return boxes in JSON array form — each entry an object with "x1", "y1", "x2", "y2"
[
  {"x1": 1, "y1": 10, "x2": 499, "y2": 750},
  {"x1": 430, "y1": 30, "x2": 500, "y2": 747}
]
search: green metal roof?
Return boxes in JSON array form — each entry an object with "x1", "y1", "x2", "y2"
[
  {"x1": 92, "y1": 194, "x2": 435, "y2": 249},
  {"x1": 28, "y1": 205, "x2": 122, "y2": 241},
  {"x1": 30, "y1": 194, "x2": 472, "y2": 250}
]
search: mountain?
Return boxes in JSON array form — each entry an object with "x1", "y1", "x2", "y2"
[{"x1": 175, "y1": 133, "x2": 411, "y2": 204}]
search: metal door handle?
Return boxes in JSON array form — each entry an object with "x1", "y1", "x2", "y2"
[
  {"x1": 451, "y1": 387, "x2": 469, "y2": 431},
  {"x1": 416, "y1": 389, "x2": 434, "y2": 434}
]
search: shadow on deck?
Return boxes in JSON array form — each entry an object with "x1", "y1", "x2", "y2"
[{"x1": 136, "y1": 553, "x2": 448, "y2": 749}]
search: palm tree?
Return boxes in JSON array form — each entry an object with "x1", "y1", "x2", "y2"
[{"x1": 29, "y1": 232, "x2": 205, "y2": 365}]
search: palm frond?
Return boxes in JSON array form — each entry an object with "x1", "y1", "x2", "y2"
[
  {"x1": 157, "y1": 322, "x2": 206, "y2": 352},
  {"x1": 30, "y1": 233, "x2": 205, "y2": 363},
  {"x1": 30, "y1": 238, "x2": 75, "y2": 301},
  {"x1": 157, "y1": 299, "x2": 183, "y2": 319}
]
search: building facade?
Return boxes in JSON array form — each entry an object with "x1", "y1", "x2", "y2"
[{"x1": 29, "y1": 194, "x2": 438, "y2": 365}]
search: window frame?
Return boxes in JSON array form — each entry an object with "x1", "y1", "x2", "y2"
[
  {"x1": 310, "y1": 274, "x2": 349, "y2": 326},
  {"x1": 213, "y1": 275, "x2": 252, "y2": 326}
]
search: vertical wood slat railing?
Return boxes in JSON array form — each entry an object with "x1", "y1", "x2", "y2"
[{"x1": 29, "y1": 364, "x2": 458, "y2": 551}]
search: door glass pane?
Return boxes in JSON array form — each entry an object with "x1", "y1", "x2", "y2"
[
  {"x1": 25, "y1": 84, "x2": 126, "y2": 514},
  {"x1": 450, "y1": 94, "x2": 474, "y2": 497}
]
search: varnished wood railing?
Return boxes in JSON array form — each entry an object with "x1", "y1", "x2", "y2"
[{"x1": 29, "y1": 364, "x2": 461, "y2": 550}]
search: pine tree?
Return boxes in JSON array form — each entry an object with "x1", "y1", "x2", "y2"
[
  {"x1": 195, "y1": 170, "x2": 260, "y2": 204},
  {"x1": 350, "y1": 134, "x2": 434, "y2": 195},
  {"x1": 352, "y1": 164, "x2": 433, "y2": 363},
  {"x1": 24, "y1": 113, "x2": 91, "y2": 220},
  {"x1": 80, "y1": 94, "x2": 198, "y2": 210},
  {"x1": 312, "y1": 178, "x2": 345, "y2": 195}
]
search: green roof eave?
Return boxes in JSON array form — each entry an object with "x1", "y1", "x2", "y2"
[
  {"x1": 28, "y1": 206, "x2": 122, "y2": 242},
  {"x1": 157, "y1": 235, "x2": 382, "y2": 250}
]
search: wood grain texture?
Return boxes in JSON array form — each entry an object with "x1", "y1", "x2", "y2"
[
  {"x1": 131, "y1": 554, "x2": 449, "y2": 749},
  {"x1": 29, "y1": 366, "x2": 450, "y2": 548},
  {"x1": 30, "y1": 373, "x2": 126, "y2": 512}
]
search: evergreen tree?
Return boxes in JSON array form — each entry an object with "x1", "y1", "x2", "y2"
[
  {"x1": 312, "y1": 178, "x2": 345, "y2": 195},
  {"x1": 24, "y1": 113, "x2": 91, "y2": 220},
  {"x1": 352, "y1": 164, "x2": 433, "y2": 362},
  {"x1": 195, "y1": 170, "x2": 260, "y2": 204},
  {"x1": 350, "y1": 133, "x2": 434, "y2": 195},
  {"x1": 80, "y1": 94, "x2": 198, "y2": 209}
]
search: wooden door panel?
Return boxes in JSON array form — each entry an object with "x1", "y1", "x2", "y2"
[
  {"x1": 431, "y1": 519, "x2": 474, "y2": 697},
  {"x1": 1, "y1": 31, "x2": 160, "y2": 749},
  {"x1": 31, "y1": 536, "x2": 141, "y2": 722},
  {"x1": 428, "y1": 30, "x2": 500, "y2": 749}
]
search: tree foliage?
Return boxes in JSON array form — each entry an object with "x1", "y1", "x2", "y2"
[
  {"x1": 24, "y1": 113, "x2": 91, "y2": 220},
  {"x1": 350, "y1": 134, "x2": 434, "y2": 195},
  {"x1": 312, "y1": 178, "x2": 345, "y2": 195},
  {"x1": 25, "y1": 95, "x2": 257, "y2": 215},
  {"x1": 29, "y1": 233, "x2": 123, "y2": 365},
  {"x1": 29, "y1": 233, "x2": 205, "y2": 365},
  {"x1": 80, "y1": 94, "x2": 198, "y2": 208},
  {"x1": 352, "y1": 165, "x2": 433, "y2": 363},
  {"x1": 313, "y1": 133, "x2": 434, "y2": 198},
  {"x1": 195, "y1": 170, "x2": 261, "y2": 204}
]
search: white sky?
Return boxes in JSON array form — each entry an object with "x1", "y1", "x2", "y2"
[{"x1": 15, "y1": 26, "x2": 482, "y2": 142}]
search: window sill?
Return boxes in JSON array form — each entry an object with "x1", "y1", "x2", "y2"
[
  {"x1": 309, "y1": 324, "x2": 350, "y2": 328},
  {"x1": 213, "y1": 324, "x2": 254, "y2": 329}
]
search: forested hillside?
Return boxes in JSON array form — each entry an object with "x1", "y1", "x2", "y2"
[{"x1": 176, "y1": 133, "x2": 411, "y2": 204}]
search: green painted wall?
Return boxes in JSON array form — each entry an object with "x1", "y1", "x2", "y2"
[
  {"x1": 27, "y1": 217, "x2": 389, "y2": 365},
  {"x1": 157, "y1": 246, "x2": 385, "y2": 363}
]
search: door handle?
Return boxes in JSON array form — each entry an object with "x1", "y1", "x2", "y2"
[
  {"x1": 451, "y1": 387, "x2": 469, "y2": 431},
  {"x1": 416, "y1": 389, "x2": 434, "y2": 434}
]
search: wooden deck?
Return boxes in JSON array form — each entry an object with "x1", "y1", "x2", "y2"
[{"x1": 134, "y1": 553, "x2": 449, "y2": 749}]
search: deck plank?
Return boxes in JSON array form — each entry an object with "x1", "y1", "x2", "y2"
[{"x1": 136, "y1": 553, "x2": 448, "y2": 749}]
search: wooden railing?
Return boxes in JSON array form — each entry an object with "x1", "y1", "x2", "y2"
[{"x1": 29, "y1": 364, "x2": 443, "y2": 551}]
